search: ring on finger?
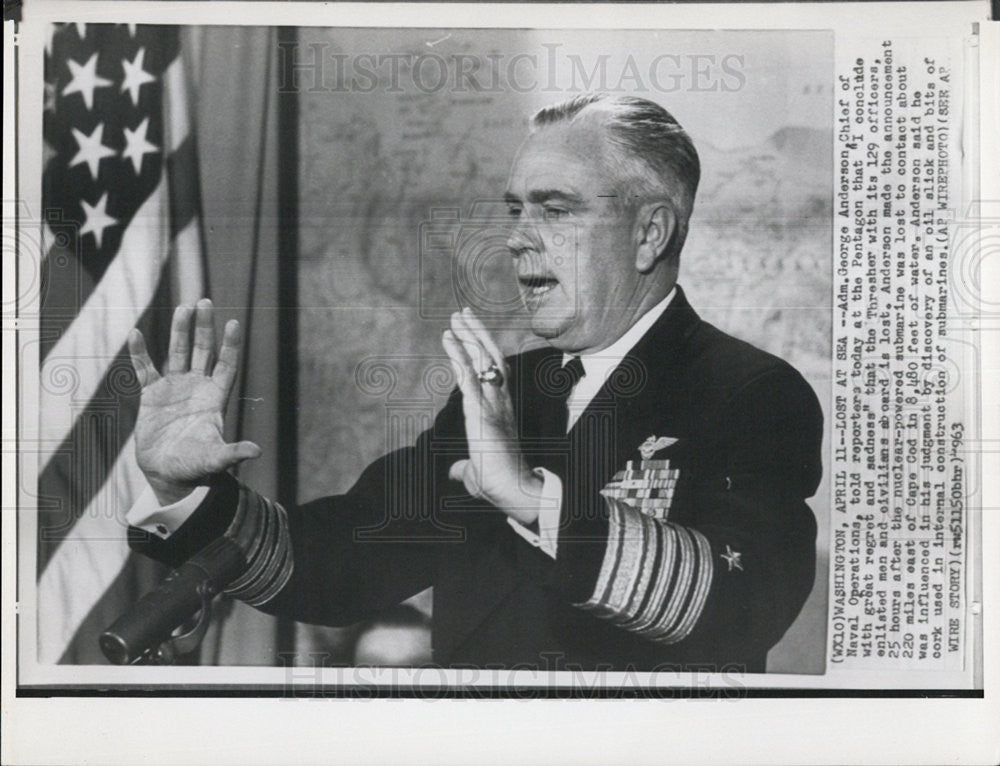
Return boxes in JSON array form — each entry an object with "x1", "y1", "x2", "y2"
[{"x1": 476, "y1": 364, "x2": 504, "y2": 387}]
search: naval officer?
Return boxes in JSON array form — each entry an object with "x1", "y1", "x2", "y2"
[{"x1": 126, "y1": 93, "x2": 823, "y2": 671}]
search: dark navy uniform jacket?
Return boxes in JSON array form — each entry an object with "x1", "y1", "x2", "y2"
[{"x1": 132, "y1": 285, "x2": 823, "y2": 672}]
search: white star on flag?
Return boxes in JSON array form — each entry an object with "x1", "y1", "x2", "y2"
[
  {"x1": 79, "y1": 192, "x2": 118, "y2": 248},
  {"x1": 121, "y1": 48, "x2": 156, "y2": 107},
  {"x1": 70, "y1": 123, "x2": 117, "y2": 181},
  {"x1": 122, "y1": 23, "x2": 138, "y2": 37},
  {"x1": 122, "y1": 118, "x2": 159, "y2": 174},
  {"x1": 63, "y1": 52, "x2": 113, "y2": 111},
  {"x1": 74, "y1": 22, "x2": 87, "y2": 40}
]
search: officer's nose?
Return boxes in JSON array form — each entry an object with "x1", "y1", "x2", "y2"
[{"x1": 506, "y1": 220, "x2": 535, "y2": 258}]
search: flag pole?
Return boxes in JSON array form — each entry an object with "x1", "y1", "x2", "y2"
[
  {"x1": 203, "y1": 25, "x2": 279, "y2": 666},
  {"x1": 275, "y1": 24, "x2": 300, "y2": 660},
  {"x1": 233, "y1": 28, "x2": 275, "y2": 431}
]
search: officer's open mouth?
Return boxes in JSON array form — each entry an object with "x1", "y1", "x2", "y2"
[{"x1": 519, "y1": 275, "x2": 559, "y2": 296}]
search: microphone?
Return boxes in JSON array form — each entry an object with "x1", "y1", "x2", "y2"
[{"x1": 99, "y1": 536, "x2": 246, "y2": 665}]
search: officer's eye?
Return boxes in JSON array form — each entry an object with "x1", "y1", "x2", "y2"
[
  {"x1": 543, "y1": 206, "x2": 567, "y2": 221},
  {"x1": 506, "y1": 204, "x2": 522, "y2": 219}
]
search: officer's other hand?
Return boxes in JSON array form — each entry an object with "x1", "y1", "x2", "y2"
[{"x1": 128, "y1": 299, "x2": 261, "y2": 506}]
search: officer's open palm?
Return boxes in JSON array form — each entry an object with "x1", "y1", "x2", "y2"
[
  {"x1": 442, "y1": 308, "x2": 542, "y2": 525},
  {"x1": 128, "y1": 299, "x2": 260, "y2": 505}
]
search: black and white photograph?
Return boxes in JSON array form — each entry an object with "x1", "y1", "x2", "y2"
[
  {"x1": 30, "y1": 21, "x2": 835, "y2": 675},
  {"x1": 4, "y1": 1, "x2": 997, "y2": 764}
]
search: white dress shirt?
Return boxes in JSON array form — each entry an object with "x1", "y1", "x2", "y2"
[{"x1": 128, "y1": 288, "x2": 679, "y2": 560}]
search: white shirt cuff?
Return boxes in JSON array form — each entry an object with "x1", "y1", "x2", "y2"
[
  {"x1": 126, "y1": 483, "x2": 210, "y2": 539},
  {"x1": 506, "y1": 467, "x2": 563, "y2": 559}
]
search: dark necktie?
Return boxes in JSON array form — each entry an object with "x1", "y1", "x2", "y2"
[{"x1": 554, "y1": 356, "x2": 585, "y2": 435}]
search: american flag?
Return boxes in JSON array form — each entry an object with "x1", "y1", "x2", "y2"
[{"x1": 38, "y1": 22, "x2": 206, "y2": 664}]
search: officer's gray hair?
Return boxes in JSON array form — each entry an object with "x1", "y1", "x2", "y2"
[{"x1": 531, "y1": 93, "x2": 700, "y2": 261}]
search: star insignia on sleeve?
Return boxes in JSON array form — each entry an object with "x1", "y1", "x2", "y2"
[{"x1": 721, "y1": 545, "x2": 743, "y2": 572}]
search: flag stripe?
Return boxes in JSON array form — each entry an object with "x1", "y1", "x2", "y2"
[
  {"x1": 165, "y1": 137, "x2": 200, "y2": 235},
  {"x1": 56, "y1": 551, "x2": 170, "y2": 664},
  {"x1": 38, "y1": 244, "x2": 98, "y2": 358},
  {"x1": 162, "y1": 52, "x2": 191, "y2": 152},
  {"x1": 37, "y1": 433, "x2": 148, "y2": 663},
  {"x1": 171, "y1": 212, "x2": 205, "y2": 305}
]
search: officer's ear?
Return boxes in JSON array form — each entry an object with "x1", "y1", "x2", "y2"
[{"x1": 634, "y1": 202, "x2": 676, "y2": 273}]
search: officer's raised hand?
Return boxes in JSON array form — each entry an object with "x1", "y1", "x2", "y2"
[
  {"x1": 128, "y1": 299, "x2": 261, "y2": 506},
  {"x1": 442, "y1": 307, "x2": 543, "y2": 526}
]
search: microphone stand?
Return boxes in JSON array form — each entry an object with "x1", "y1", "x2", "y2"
[
  {"x1": 118, "y1": 580, "x2": 221, "y2": 665},
  {"x1": 98, "y1": 536, "x2": 246, "y2": 665}
]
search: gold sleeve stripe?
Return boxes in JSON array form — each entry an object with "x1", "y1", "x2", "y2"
[
  {"x1": 240, "y1": 503, "x2": 293, "y2": 607},
  {"x1": 582, "y1": 501, "x2": 629, "y2": 618},
  {"x1": 223, "y1": 484, "x2": 295, "y2": 607},
  {"x1": 225, "y1": 492, "x2": 272, "y2": 592},
  {"x1": 666, "y1": 529, "x2": 713, "y2": 642},
  {"x1": 575, "y1": 497, "x2": 713, "y2": 644},
  {"x1": 604, "y1": 503, "x2": 649, "y2": 616},
  {"x1": 654, "y1": 523, "x2": 695, "y2": 634},
  {"x1": 620, "y1": 514, "x2": 660, "y2": 620},
  {"x1": 644, "y1": 526, "x2": 712, "y2": 643},
  {"x1": 624, "y1": 522, "x2": 678, "y2": 633}
]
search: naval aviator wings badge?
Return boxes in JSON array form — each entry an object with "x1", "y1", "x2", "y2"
[
  {"x1": 600, "y1": 434, "x2": 681, "y2": 520},
  {"x1": 638, "y1": 434, "x2": 678, "y2": 460}
]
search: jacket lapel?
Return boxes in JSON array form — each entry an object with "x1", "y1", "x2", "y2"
[{"x1": 566, "y1": 285, "x2": 701, "y2": 473}]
